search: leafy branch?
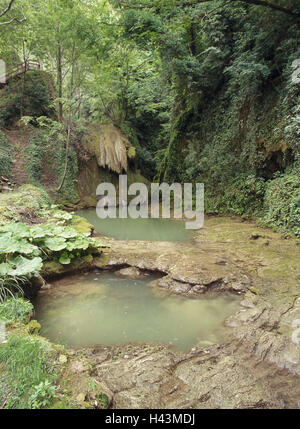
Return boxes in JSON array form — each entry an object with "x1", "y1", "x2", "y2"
[{"x1": 117, "y1": 0, "x2": 299, "y2": 17}]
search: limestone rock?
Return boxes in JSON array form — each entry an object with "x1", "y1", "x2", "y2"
[{"x1": 115, "y1": 267, "x2": 145, "y2": 279}]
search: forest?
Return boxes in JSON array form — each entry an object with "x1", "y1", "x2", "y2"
[{"x1": 0, "y1": 0, "x2": 300, "y2": 412}]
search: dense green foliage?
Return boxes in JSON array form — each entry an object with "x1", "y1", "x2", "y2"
[
  {"x1": 0, "y1": 297, "x2": 33, "y2": 323},
  {"x1": 0, "y1": 185, "x2": 102, "y2": 300},
  {"x1": 0, "y1": 130, "x2": 13, "y2": 178},
  {"x1": 0, "y1": 216, "x2": 101, "y2": 299},
  {"x1": 115, "y1": 1, "x2": 300, "y2": 234},
  {"x1": 23, "y1": 132, "x2": 44, "y2": 184},
  {"x1": 21, "y1": 123, "x2": 79, "y2": 202},
  {"x1": 262, "y1": 172, "x2": 300, "y2": 235},
  {"x1": 0, "y1": 0, "x2": 299, "y2": 234},
  {"x1": 0, "y1": 184, "x2": 51, "y2": 224},
  {"x1": 0, "y1": 71, "x2": 54, "y2": 127}
]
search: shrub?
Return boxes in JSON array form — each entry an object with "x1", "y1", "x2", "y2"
[
  {"x1": 0, "y1": 131, "x2": 13, "y2": 178},
  {"x1": 262, "y1": 172, "x2": 300, "y2": 236},
  {"x1": 0, "y1": 298, "x2": 33, "y2": 324},
  {"x1": 0, "y1": 71, "x2": 54, "y2": 127},
  {"x1": 204, "y1": 174, "x2": 266, "y2": 217},
  {"x1": 223, "y1": 174, "x2": 266, "y2": 216},
  {"x1": 23, "y1": 132, "x2": 44, "y2": 184}
]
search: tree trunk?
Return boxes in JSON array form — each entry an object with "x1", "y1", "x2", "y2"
[{"x1": 57, "y1": 27, "x2": 63, "y2": 123}]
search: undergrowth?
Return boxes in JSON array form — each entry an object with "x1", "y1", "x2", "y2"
[
  {"x1": 0, "y1": 333, "x2": 57, "y2": 409},
  {"x1": 0, "y1": 131, "x2": 13, "y2": 178}
]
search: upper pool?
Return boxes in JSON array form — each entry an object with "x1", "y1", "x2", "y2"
[{"x1": 77, "y1": 209, "x2": 194, "y2": 242}]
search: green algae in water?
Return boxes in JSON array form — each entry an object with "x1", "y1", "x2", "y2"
[
  {"x1": 77, "y1": 209, "x2": 194, "y2": 241},
  {"x1": 34, "y1": 272, "x2": 240, "y2": 351}
]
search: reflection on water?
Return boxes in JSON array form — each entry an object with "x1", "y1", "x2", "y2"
[
  {"x1": 34, "y1": 272, "x2": 240, "y2": 351},
  {"x1": 77, "y1": 209, "x2": 194, "y2": 242}
]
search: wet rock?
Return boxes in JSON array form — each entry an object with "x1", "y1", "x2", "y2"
[
  {"x1": 152, "y1": 276, "x2": 192, "y2": 295},
  {"x1": 248, "y1": 286, "x2": 261, "y2": 295},
  {"x1": 41, "y1": 283, "x2": 51, "y2": 290},
  {"x1": 250, "y1": 233, "x2": 265, "y2": 240},
  {"x1": 76, "y1": 393, "x2": 86, "y2": 403},
  {"x1": 76, "y1": 339, "x2": 300, "y2": 409},
  {"x1": 115, "y1": 267, "x2": 145, "y2": 279},
  {"x1": 58, "y1": 354, "x2": 68, "y2": 364},
  {"x1": 70, "y1": 360, "x2": 90, "y2": 374}
]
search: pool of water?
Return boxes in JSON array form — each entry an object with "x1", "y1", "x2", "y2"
[
  {"x1": 34, "y1": 272, "x2": 240, "y2": 351},
  {"x1": 77, "y1": 209, "x2": 194, "y2": 242}
]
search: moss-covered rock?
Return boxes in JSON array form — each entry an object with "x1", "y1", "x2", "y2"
[
  {"x1": 77, "y1": 124, "x2": 149, "y2": 209},
  {"x1": 27, "y1": 319, "x2": 41, "y2": 335},
  {"x1": 248, "y1": 286, "x2": 261, "y2": 296},
  {"x1": 42, "y1": 254, "x2": 94, "y2": 279},
  {"x1": 71, "y1": 215, "x2": 94, "y2": 235}
]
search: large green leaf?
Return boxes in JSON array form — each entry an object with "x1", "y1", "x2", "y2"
[
  {"x1": 6, "y1": 256, "x2": 43, "y2": 277},
  {"x1": 0, "y1": 262, "x2": 10, "y2": 276},
  {"x1": 59, "y1": 252, "x2": 71, "y2": 265},
  {"x1": 0, "y1": 223, "x2": 31, "y2": 238},
  {"x1": 0, "y1": 236, "x2": 39, "y2": 256},
  {"x1": 66, "y1": 237, "x2": 90, "y2": 251},
  {"x1": 52, "y1": 211, "x2": 73, "y2": 221},
  {"x1": 29, "y1": 225, "x2": 54, "y2": 239},
  {"x1": 59, "y1": 227, "x2": 78, "y2": 239},
  {"x1": 44, "y1": 237, "x2": 67, "y2": 251}
]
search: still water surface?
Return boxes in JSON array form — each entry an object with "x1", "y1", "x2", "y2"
[
  {"x1": 77, "y1": 209, "x2": 194, "y2": 241},
  {"x1": 35, "y1": 272, "x2": 240, "y2": 350}
]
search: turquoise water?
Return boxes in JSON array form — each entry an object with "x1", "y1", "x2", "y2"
[
  {"x1": 77, "y1": 209, "x2": 194, "y2": 241},
  {"x1": 34, "y1": 272, "x2": 240, "y2": 351}
]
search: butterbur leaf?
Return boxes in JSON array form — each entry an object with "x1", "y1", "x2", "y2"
[
  {"x1": 0, "y1": 236, "x2": 39, "y2": 255},
  {"x1": 59, "y1": 252, "x2": 71, "y2": 265},
  {"x1": 59, "y1": 227, "x2": 78, "y2": 239},
  {"x1": 53, "y1": 211, "x2": 72, "y2": 221},
  {"x1": 6, "y1": 256, "x2": 43, "y2": 277},
  {"x1": 30, "y1": 225, "x2": 53, "y2": 239},
  {"x1": 44, "y1": 237, "x2": 67, "y2": 251},
  {"x1": 0, "y1": 262, "x2": 10, "y2": 276},
  {"x1": 0, "y1": 223, "x2": 31, "y2": 238},
  {"x1": 66, "y1": 237, "x2": 89, "y2": 251}
]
